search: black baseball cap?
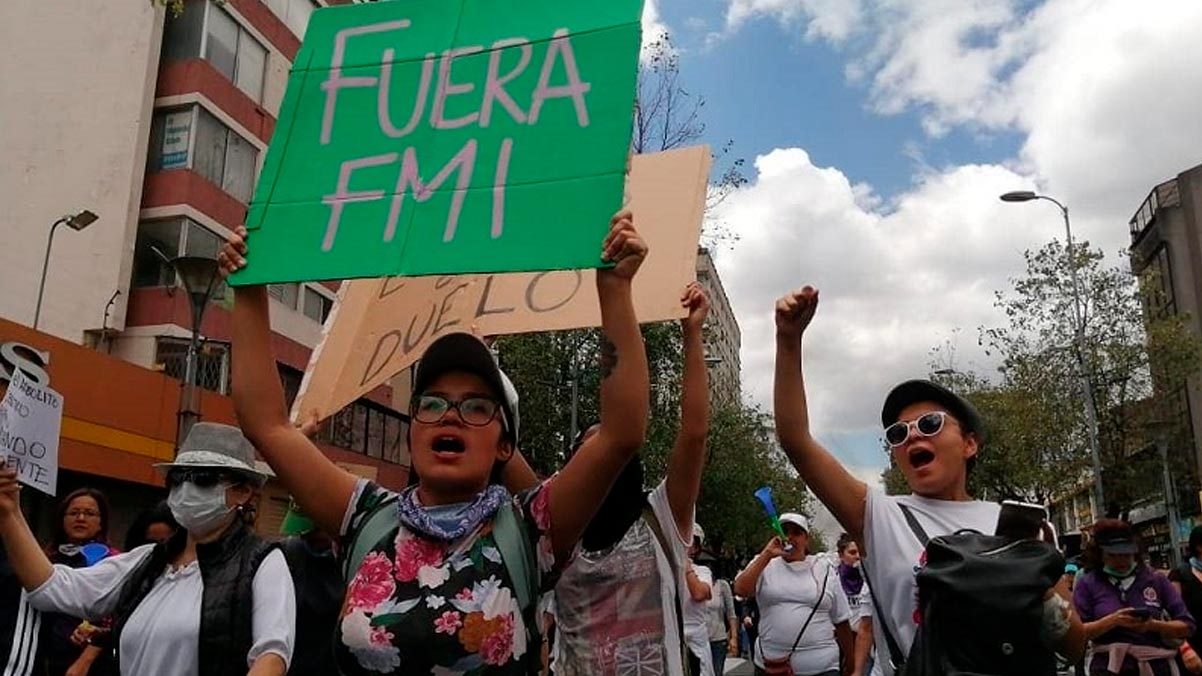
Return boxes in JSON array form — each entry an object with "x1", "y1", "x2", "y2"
[
  {"x1": 881, "y1": 379, "x2": 985, "y2": 443},
  {"x1": 412, "y1": 333, "x2": 519, "y2": 445},
  {"x1": 1094, "y1": 521, "x2": 1139, "y2": 555}
]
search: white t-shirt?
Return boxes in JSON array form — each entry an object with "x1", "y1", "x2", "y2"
[
  {"x1": 863, "y1": 489, "x2": 999, "y2": 676},
  {"x1": 754, "y1": 556, "x2": 850, "y2": 675},
  {"x1": 28, "y1": 544, "x2": 295, "y2": 676},
  {"x1": 859, "y1": 586, "x2": 885, "y2": 676},
  {"x1": 683, "y1": 564, "x2": 715, "y2": 676},
  {"x1": 553, "y1": 480, "x2": 692, "y2": 676}
]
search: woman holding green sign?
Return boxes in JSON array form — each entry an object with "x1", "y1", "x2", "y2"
[{"x1": 220, "y1": 209, "x2": 651, "y2": 675}]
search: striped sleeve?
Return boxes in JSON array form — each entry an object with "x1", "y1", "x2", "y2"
[{"x1": 2, "y1": 590, "x2": 41, "y2": 676}]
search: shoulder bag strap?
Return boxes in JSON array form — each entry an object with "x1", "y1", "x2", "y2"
[
  {"x1": 343, "y1": 495, "x2": 399, "y2": 581},
  {"x1": 643, "y1": 506, "x2": 693, "y2": 675},
  {"x1": 758, "y1": 561, "x2": 832, "y2": 667},
  {"x1": 898, "y1": 504, "x2": 930, "y2": 547},
  {"x1": 861, "y1": 561, "x2": 907, "y2": 670},
  {"x1": 786, "y1": 564, "x2": 830, "y2": 654}
]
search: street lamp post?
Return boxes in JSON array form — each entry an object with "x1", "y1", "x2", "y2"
[
  {"x1": 169, "y1": 255, "x2": 222, "y2": 451},
  {"x1": 568, "y1": 351, "x2": 580, "y2": 447},
  {"x1": 34, "y1": 210, "x2": 99, "y2": 329},
  {"x1": 1001, "y1": 190, "x2": 1107, "y2": 514}
]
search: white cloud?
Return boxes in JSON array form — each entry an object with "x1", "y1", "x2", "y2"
[
  {"x1": 707, "y1": 0, "x2": 1202, "y2": 481},
  {"x1": 723, "y1": 0, "x2": 863, "y2": 43},
  {"x1": 713, "y1": 150, "x2": 1043, "y2": 441},
  {"x1": 641, "y1": 0, "x2": 673, "y2": 64}
]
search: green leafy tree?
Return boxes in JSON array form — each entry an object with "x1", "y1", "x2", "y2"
[
  {"x1": 498, "y1": 322, "x2": 810, "y2": 557},
  {"x1": 687, "y1": 404, "x2": 810, "y2": 556},
  {"x1": 931, "y1": 240, "x2": 1202, "y2": 510}
]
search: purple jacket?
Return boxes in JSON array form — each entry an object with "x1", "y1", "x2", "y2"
[{"x1": 1073, "y1": 566, "x2": 1195, "y2": 674}]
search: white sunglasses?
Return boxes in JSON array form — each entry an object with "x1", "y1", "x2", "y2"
[{"x1": 884, "y1": 411, "x2": 956, "y2": 448}]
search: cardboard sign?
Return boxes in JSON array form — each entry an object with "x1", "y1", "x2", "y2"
[
  {"x1": 292, "y1": 145, "x2": 711, "y2": 422},
  {"x1": 232, "y1": 0, "x2": 644, "y2": 286},
  {"x1": 0, "y1": 369, "x2": 63, "y2": 496}
]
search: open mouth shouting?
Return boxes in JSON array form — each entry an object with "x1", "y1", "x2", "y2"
[
  {"x1": 431, "y1": 434, "x2": 467, "y2": 458},
  {"x1": 908, "y1": 447, "x2": 936, "y2": 470}
]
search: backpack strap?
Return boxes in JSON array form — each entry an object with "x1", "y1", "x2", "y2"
[
  {"x1": 862, "y1": 561, "x2": 907, "y2": 671},
  {"x1": 492, "y1": 499, "x2": 542, "y2": 675},
  {"x1": 643, "y1": 506, "x2": 693, "y2": 676},
  {"x1": 343, "y1": 494, "x2": 399, "y2": 581},
  {"x1": 492, "y1": 499, "x2": 537, "y2": 611},
  {"x1": 899, "y1": 504, "x2": 930, "y2": 547},
  {"x1": 860, "y1": 503, "x2": 928, "y2": 672}
]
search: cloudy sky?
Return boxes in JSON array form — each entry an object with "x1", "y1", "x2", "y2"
[{"x1": 641, "y1": 0, "x2": 1202, "y2": 497}]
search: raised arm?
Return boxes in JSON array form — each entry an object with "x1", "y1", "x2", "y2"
[
  {"x1": 500, "y1": 449, "x2": 540, "y2": 495},
  {"x1": 733, "y1": 538, "x2": 785, "y2": 598},
  {"x1": 548, "y1": 211, "x2": 650, "y2": 561},
  {"x1": 0, "y1": 470, "x2": 53, "y2": 593},
  {"x1": 665, "y1": 282, "x2": 710, "y2": 541},
  {"x1": 773, "y1": 286, "x2": 868, "y2": 541},
  {"x1": 220, "y1": 228, "x2": 356, "y2": 536}
]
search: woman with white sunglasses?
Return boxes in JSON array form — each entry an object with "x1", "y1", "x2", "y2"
[{"x1": 773, "y1": 285, "x2": 1003, "y2": 676}]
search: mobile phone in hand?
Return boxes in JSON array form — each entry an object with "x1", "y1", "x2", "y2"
[{"x1": 996, "y1": 500, "x2": 1051, "y2": 544}]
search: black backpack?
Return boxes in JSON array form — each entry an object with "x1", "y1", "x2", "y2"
[
  {"x1": 906, "y1": 531, "x2": 1064, "y2": 676},
  {"x1": 870, "y1": 506, "x2": 1064, "y2": 676}
]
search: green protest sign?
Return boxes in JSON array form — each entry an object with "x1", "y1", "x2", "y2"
[{"x1": 231, "y1": 0, "x2": 643, "y2": 286}]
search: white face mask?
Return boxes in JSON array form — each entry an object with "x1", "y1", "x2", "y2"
[{"x1": 168, "y1": 481, "x2": 233, "y2": 535}]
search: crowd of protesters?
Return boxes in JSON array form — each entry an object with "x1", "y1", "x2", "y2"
[{"x1": 4, "y1": 212, "x2": 1202, "y2": 676}]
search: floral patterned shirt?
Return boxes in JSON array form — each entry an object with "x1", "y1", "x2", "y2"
[{"x1": 336, "y1": 480, "x2": 562, "y2": 675}]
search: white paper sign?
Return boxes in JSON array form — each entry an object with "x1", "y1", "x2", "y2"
[{"x1": 0, "y1": 369, "x2": 63, "y2": 495}]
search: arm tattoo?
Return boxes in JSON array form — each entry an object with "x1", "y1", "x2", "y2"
[{"x1": 600, "y1": 337, "x2": 618, "y2": 379}]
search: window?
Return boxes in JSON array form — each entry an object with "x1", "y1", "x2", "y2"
[
  {"x1": 147, "y1": 107, "x2": 260, "y2": 203},
  {"x1": 268, "y1": 283, "x2": 300, "y2": 309},
  {"x1": 309, "y1": 397, "x2": 409, "y2": 464},
  {"x1": 147, "y1": 108, "x2": 195, "y2": 172},
  {"x1": 156, "y1": 337, "x2": 230, "y2": 394},
  {"x1": 193, "y1": 108, "x2": 258, "y2": 203},
  {"x1": 132, "y1": 218, "x2": 224, "y2": 289},
  {"x1": 269, "y1": 283, "x2": 333, "y2": 325},
  {"x1": 233, "y1": 30, "x2": 267, "y2": 101},
  {"x1": 384, "y1": 415, "x2": 404, "y2": 464},
  {"x1": 205, "y1": 6, "x2": 238, "y2": 83},
  {"x1": 161, "y1": 0, "x2": 206, "y2": 63},
  {"x1": 266, "y1": 0, "x2": 317, "y2": 38},
  {"x1": 275, "y1": 360, "x2": 408, "y2": 460},
  {"x1": 163, "y1": 1, "x2": 266, "y2": 102},
  {"x1": 303, "y1": 287, "x2": 334, "y2": 324},
  {"x1": 204, "y1": 5, "x2": 267, "y2": 102},
  {"x1": 279, "y1": 364, "x2": 303, "y2": 410}
]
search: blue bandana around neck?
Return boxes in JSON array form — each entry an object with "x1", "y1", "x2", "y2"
[
  {"x1": 396, "y1": 484, "x2": 510, "y2": 541},
  {"x1": 1190, "y1": 557, "x2": 1202, "y2": 572}
]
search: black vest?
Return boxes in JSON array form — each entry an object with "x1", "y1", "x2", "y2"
[{"x1": 110, "y1": 522, "x2": 278, "y2": 676}]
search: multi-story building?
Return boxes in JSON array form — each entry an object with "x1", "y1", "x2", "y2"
[
  {"x1": 0, "y1": 0, "x2": 411, "y2": 540},
  {"x1": 695, "y1": 247, "x2": 742, "y2": 406},
  {"x1": 1126, "y1": 161, "x2": 1202, "y2": 564}
]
